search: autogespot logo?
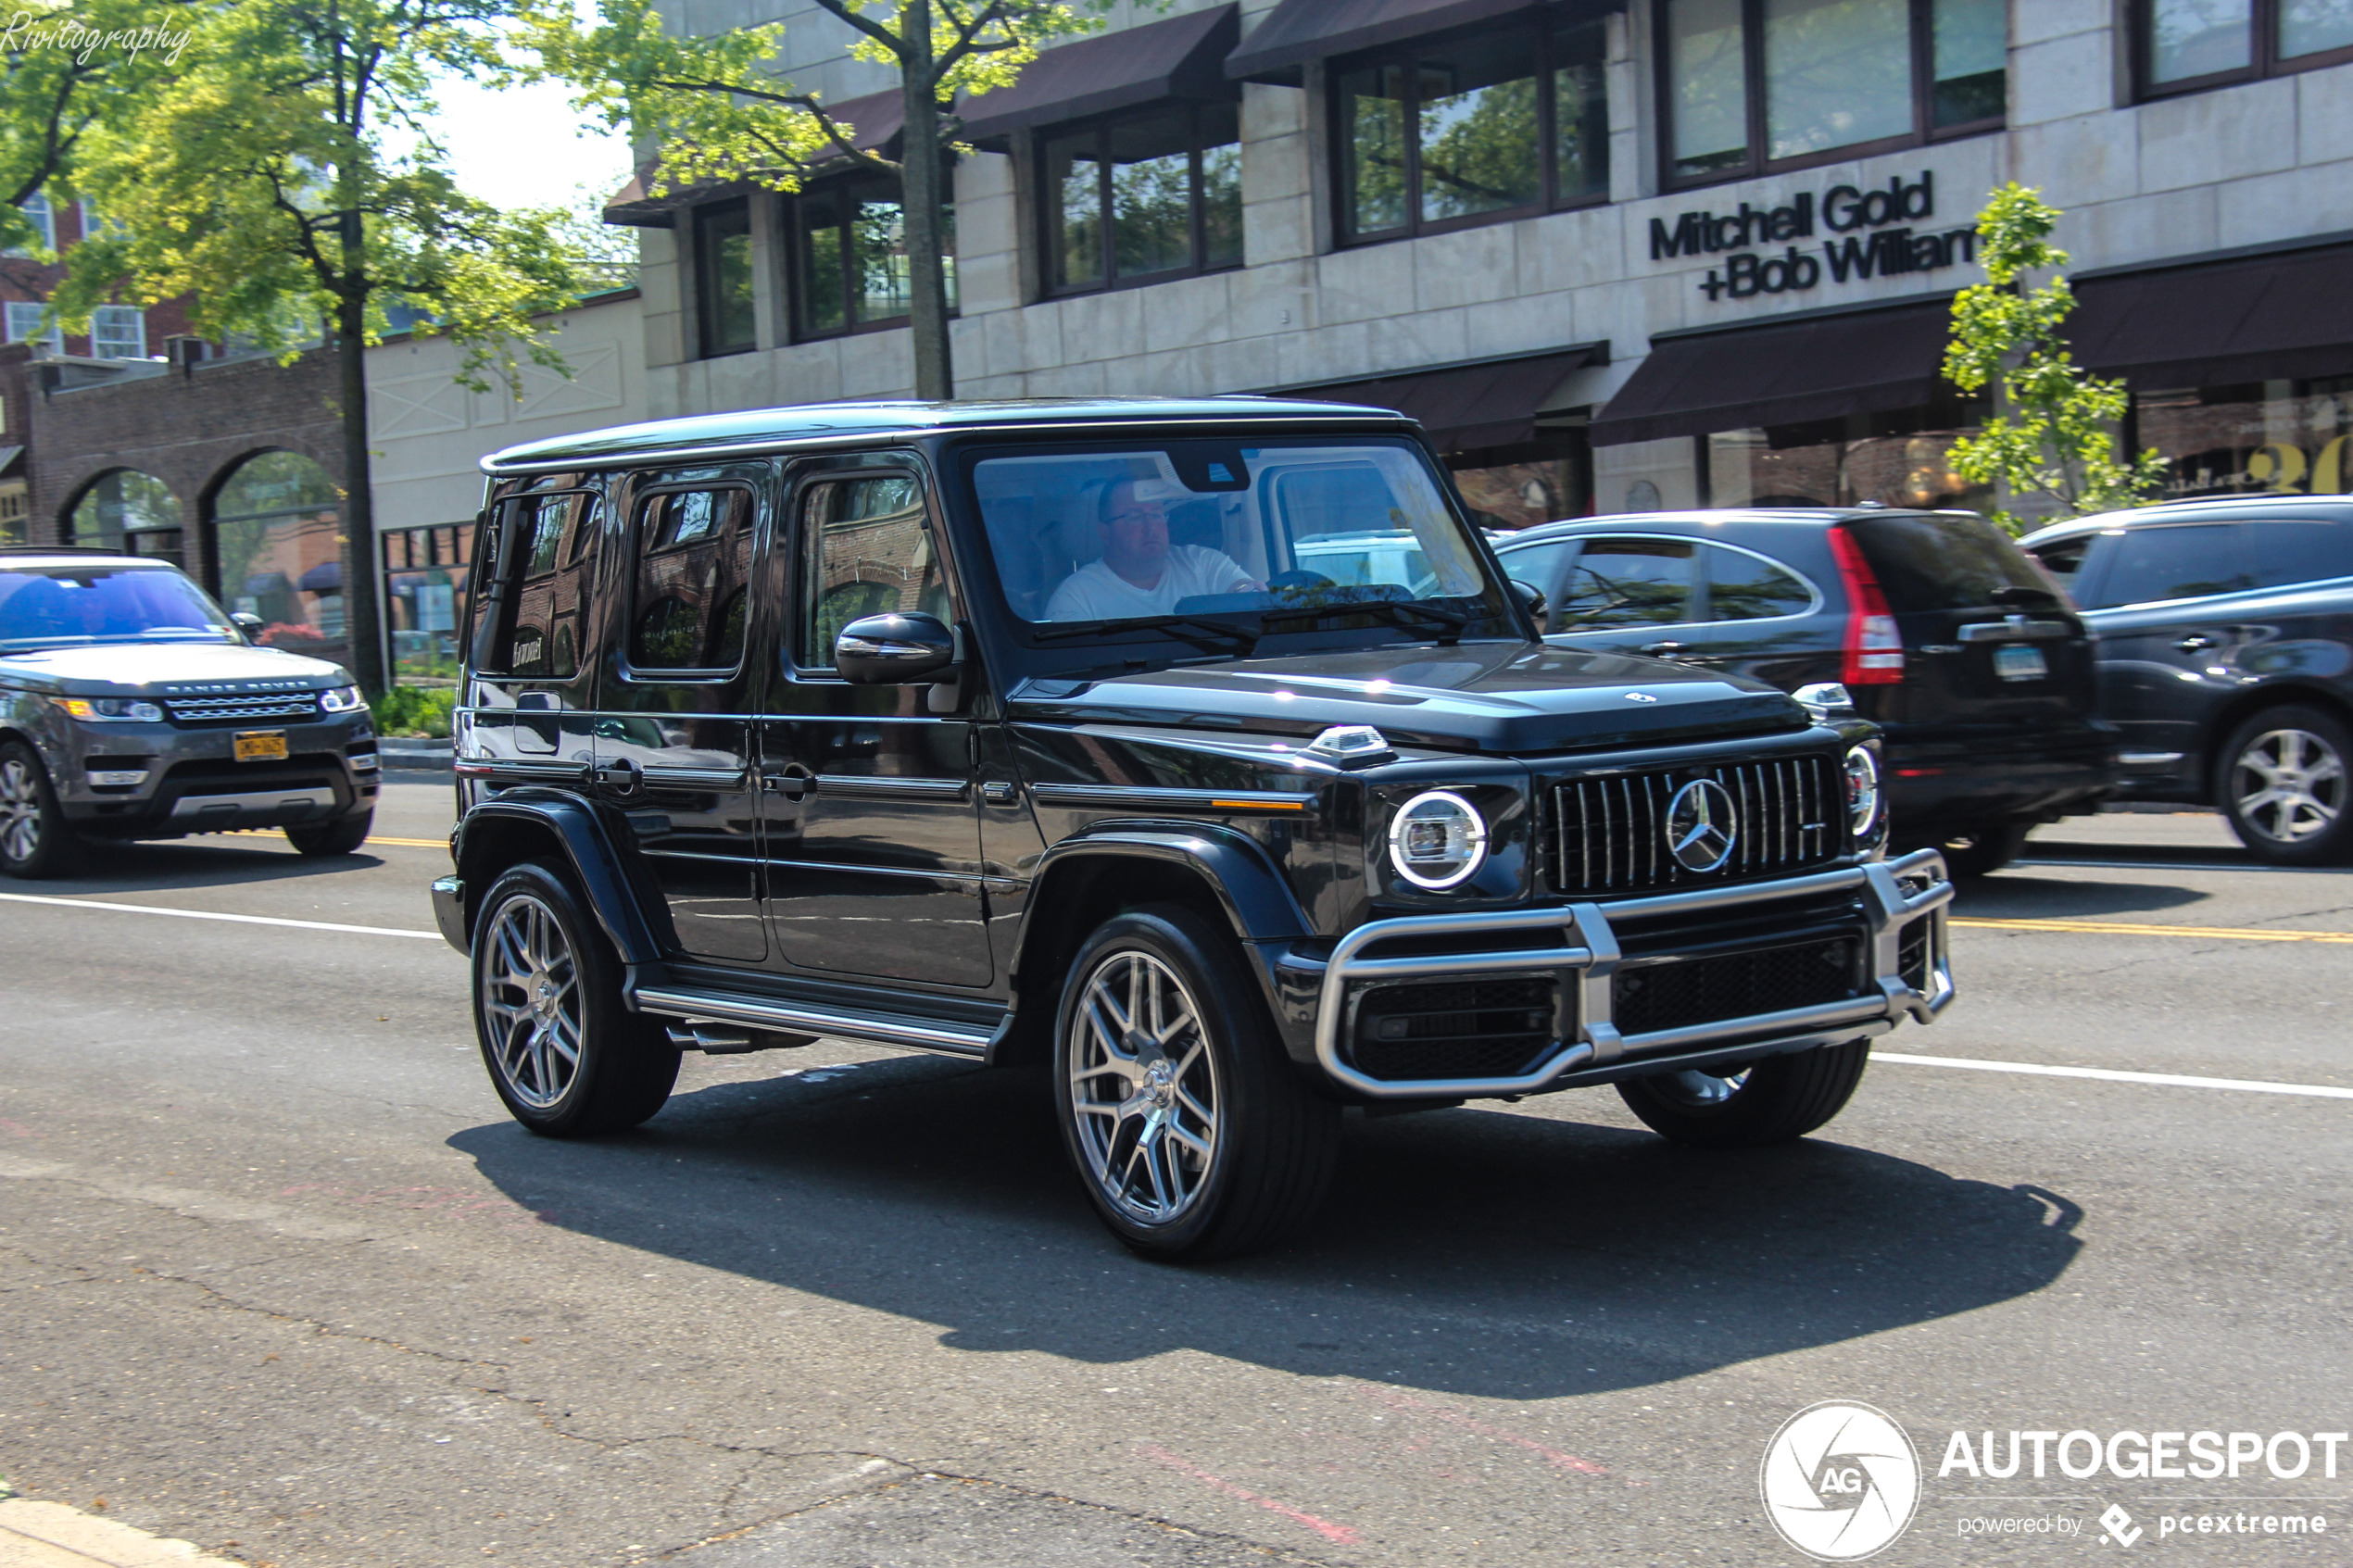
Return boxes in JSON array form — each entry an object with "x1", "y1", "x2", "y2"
[{"x1": 1761, "y1": 1401, "x2": 1923, "y2": 1561}]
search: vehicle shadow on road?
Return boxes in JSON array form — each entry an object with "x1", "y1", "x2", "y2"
[
  {"x1": 1954, "y1": 873, "x2": 2208, "y2": 918},
  {"x1": 46, "y1": 838, "x2": 387, "y2": 893},
  {"x1": 450, "y1": 1052, "x2": 2082, "y2": 1402}
]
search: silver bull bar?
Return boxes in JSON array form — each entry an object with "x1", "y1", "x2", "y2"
[{"x1": 1309, "y1": 848, "x2": 1956, "y2": 1099}]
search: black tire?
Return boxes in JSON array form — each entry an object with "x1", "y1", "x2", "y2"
[
  {"x1": 2215, "y1": 704, "x2": 2353, "y2": 866},
  {"x1": 1052, "y1": 904, "x2": 1340, "y2": 1261},
  {"x1": 1933, "y1": 818, "x2": 2033, "y2": 879},
  {"x1": 471, "y1": 862, "x2": 679, "y2": 1136},
  {"x1": 0, "y1": 740, "x2": 83, "y2": 880},
  {"x1": 1616, "y1": 1038, "x2": 1872, "y2": 1149},
  {"x1": 287, "y1": 808, "x2": 373, "y2": 857}
]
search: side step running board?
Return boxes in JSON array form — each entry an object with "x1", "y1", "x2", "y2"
[{"x1": 631, "y1": 984, "x2": 998, "y2": 1060}]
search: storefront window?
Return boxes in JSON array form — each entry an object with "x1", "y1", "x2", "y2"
[
  {"x1": 2138, "y1": 0, "x2": 2353, "y2": 93},
  {"x1": 69, "y1": 470, "x2": 183, "y2": 567},
  {"x1": 1041, "y1": 100, "x2": 1241, "y2": 295},
  {"x1": 791, "y1": 175, "x2": 956, "y2": 339},
  {"x1": 209, "y1": 450, "x2": 346, "y2": 662},
  {"x1": 384, "y1": 522, "x2": 475, "y2": 684},
  {"x1": 1663, "y1": 0, "x2": 2005, "y2": 184},
  {"x1": 1704, "y1": 408, "x2": 1992, "y2": 511},
  {"x1": 695, "y1": 199, "x2": 754, "y2": 358},
  {"x1": 1335, "y1": 15, "x2": 1611, "y2": 244},
  {"x1": 2134, "y1": 379, "x2": 2353, "y2": 497},
  {"x1": 1450, "y1": 453, "x2": 1587, "y2": 531}
]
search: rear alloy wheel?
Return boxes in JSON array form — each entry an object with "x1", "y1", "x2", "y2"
[
  {"x1": 0, "y1": 741, "x2": 82, "y2": 880},
  {"x1": 1054, "y1": 906, "x2": 1339, "y2": 1261},
  {"x1": 2219, "y1": 706, "x2": 2353, "y2": 865},
  {"x1": 1616, "y1": 1039, "x2": 1872, "y2": 1148},
  {"x1": 472, "y1": 862, "x2": 679, "y2": 1135}
]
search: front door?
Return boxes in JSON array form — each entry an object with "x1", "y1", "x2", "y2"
[
  {"x1": 757, "y1": 459, "x2": 993, "y2": 987},
  {"x1": 590, "y1": 465, "x2": 769, "y2": 965}
]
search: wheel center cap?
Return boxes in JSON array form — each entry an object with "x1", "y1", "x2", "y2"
[
  {"x1": 1143, "y1": 1058, "x2": 1176, "y2": 1109},
  {"x1": 533, "y1": 979, "x2": 559, "y2": 1020}
]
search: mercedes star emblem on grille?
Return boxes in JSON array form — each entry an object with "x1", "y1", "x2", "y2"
[{"x1": 1665, "y1": 778, "x2": 1738, "y2": 872}]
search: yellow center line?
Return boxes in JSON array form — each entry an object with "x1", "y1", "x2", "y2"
[
  {"x1": 224, "y1": 829, "x2": 447, "y2": 849},
  {"x1": 1952, "y1": 916, "x2": 2353, "y2": 944}
]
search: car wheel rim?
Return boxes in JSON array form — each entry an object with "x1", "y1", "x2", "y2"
[
  {"x1": 2232, "y1": 728, "x2": 2346, "y2": 844},
  {"x1": 479, "y1": 894, "x2": 584, "y2": 1110},
  {"x1": 1659, "y1": 1066, "x2": 1751, "y2": 1108},
  {"x1": 0, "y1": 759, "x2": 41, "y2": 863},
  {"x1": 1066, "y1": 949, "x2": 1222, "y2": 1229}
]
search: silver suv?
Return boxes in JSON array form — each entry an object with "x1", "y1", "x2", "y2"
[{"x1": 0, "y1": 546, "x2": 380, "y2": 876}]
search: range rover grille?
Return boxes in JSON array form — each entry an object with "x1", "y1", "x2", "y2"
[
  {"x1": 1551, "y1": 754, "x2": 1842, "y2": 897},
  {"x1": 166, "y1": 693, "x2": 321, "y2": 725}
]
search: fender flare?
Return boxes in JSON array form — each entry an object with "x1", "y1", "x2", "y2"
[
  {"x1": 1018, "y1": 824, "x2": 1315, "y2": 953},
  {"x1": 453, "y1": 793, "x2": 669, "y2": 964}
]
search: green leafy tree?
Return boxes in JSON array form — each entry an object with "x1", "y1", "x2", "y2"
[
  {"x1": 527, "y1": 0, "x2": 1110, "y2": 400},
  {"x1": 1944, "y1": 182, "x2": 2165, "y2": 534},
  {"x1": 47, "y1": 0, "x2": 603, "y2": 693}
]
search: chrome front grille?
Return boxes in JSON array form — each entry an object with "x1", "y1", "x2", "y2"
[
  {"x1": 1551, "y1": 754, "x2": 1842, "y2": 896},
  {"x1": 165, "y1": 693, "x2": 321, "y2": 724}
]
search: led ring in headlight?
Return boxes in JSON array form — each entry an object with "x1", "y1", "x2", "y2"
[
  {"x1": 319, "y1": 684, "x2": 367, "y2": 713},
  {"x1": 1387, "y1": 789, "x2": 1488, "y2": 889},
  {"x1": 1843, "y1": 746, "x2": 1882, "y2": 837}
]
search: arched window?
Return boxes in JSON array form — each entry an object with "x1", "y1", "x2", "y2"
[
  {"x1": 208, "y1": 450, "x2": 345, "y2": 654},
  {"x1": 69, "y1": 470, "x2": 184, "y2": 567}
]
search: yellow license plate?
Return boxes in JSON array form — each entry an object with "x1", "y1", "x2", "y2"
[{"x1": 233, "y1": 731, "x2": 289, "y2": 763}]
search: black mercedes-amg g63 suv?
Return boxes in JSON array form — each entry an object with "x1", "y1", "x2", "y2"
[{"x1": 432, "y1": 399, "x2": 1955, "y2": 1260}]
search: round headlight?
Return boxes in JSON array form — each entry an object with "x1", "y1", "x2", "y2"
[
  {"x1": 1843, "y1": 746, "x2": 1881, "y2": 837},
  {"x1": 1387, "y1": 789, "x2": 1488, "y2": 889}
]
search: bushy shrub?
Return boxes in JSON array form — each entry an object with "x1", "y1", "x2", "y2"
[{"x1": 371, "y1": 684, "x2": 458, "y2": 738}]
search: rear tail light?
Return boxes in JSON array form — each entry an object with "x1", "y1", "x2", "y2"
[{"x1": 1828, "y1": 527, "x2": 1905, "y2": 685}]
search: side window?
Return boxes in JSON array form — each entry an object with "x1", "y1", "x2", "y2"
[
  {"x1": 504, "y1": 489, "x2": 600, "y2": 678},
  {"x1": 1554, "y1": 538, "x2": 1698, "y2": 630},
  {"x1": 1705, "y1": 543, "x2": 1812, "y2": 621},
  {"x1": 2246, "y1": 521, "x2": 2353, "y2": 590},
  {"x1": 629, "y1": 484, "x2": 755, "y2": 671},
  {"x1": 1495, "y1": 539, "x2": 1574, "y2": 595},
  {"x1": 799, "y1": 474, "x2": 947, "y2": 668},
  {"x1": 2086, "y1": 524, "x2": 2254, "y2": 608},
  {"x1": 2026, "y1": 533, "x2": 2093, "y2": 596}
]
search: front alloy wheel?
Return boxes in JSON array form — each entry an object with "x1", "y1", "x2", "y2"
[
  {"x1": 1067, "y1": 947, "x2": 1224, "y2": 1229},
  {"x1": 0, "y1": 741, "x2": 81, "y2": 879},
  {"x1": 2223, "y1": 709, "x2": 2350, "y2": 863}
]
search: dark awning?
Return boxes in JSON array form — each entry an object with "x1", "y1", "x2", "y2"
[
  {"x1": 297, "y1": 561, "x2": 343, "y2": 594},
  {"x1": 2070, "y1": 240, "x2": 2353, "y2": 389},
  {"x1": 602, "y1": 89, "x2": 903, "y2": 228},
  {"x1": 1228, "y1": 0, "x2": 1613, "y2": 84},
  {"x1": 1589, "y1": 299, "x2": 1955, "y2": 447},
  {"x1": 1277, "y1": 344, "x2": 1607, "y2": 454},
  {"x1": 961, "y1": 6, "x2": 1239, "y2": 142}
]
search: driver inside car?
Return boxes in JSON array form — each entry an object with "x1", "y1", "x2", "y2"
[{"x1": 1044, "y1": 477, "x2": 1264, "y2": 621}]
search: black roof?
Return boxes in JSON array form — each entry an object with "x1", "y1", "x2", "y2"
[{"x1": 482, "y1": 396, "x2": 1420, "y2": 475}]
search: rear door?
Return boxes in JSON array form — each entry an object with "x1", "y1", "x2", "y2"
[
  {"x1": 1544, "y1": 535, "x2": 1707, "y2": 659},
  {"x1": 1839, "y1": 511, "x2": 2098, "y2": 739}
]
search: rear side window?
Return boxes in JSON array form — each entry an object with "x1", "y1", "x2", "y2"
[
  {"x1": 1844, "y1": 513, "x2": 2048, "y2": 612},
  {"x1": 1705, "y1": 544, "x2": 1813, "y2": 621},
  {"x1": 2086, "y1": 520, "x2": 2353, "y2": 608},
  {"x1": 629, "y1": 485, "x2": 755, "y2": 671},
  {"x1": 1554, "y1": 538, "x2": 1697, "y2": 629}
]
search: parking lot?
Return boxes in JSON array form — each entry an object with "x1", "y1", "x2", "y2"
[{"x1": 0, "y1": 779, "x2": 2346, "y2": 1566}]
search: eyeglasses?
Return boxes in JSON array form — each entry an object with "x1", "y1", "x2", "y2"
[{"x1": 1106, "y1": 504, "x2": 1166, "y2": 526}]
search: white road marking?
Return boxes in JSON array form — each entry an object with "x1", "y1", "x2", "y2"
[
  {"x1": 1877, "y1": 1050, "x2": 2353, "y2": 1100},
  {"x1": 0, "y1": 890, "x2": 445, "y2": 941}
]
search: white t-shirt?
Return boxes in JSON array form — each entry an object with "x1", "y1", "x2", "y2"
[{"x1": 1043, "y1": 545, "x2": 1259, "y2": 621}]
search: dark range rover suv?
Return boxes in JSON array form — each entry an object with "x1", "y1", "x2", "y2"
[
  {"x1": 1495, "y1": 509, "x2": 2118, "y2": 875},
  {"x1": 2021, "y1": 494, "x2": 2353, "y2": 864},
  {"x1": 434, "y1": 399, "x2": 1956, "y2": 1260}
]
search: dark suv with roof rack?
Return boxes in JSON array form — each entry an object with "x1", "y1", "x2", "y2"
[
  {"x1": 0, "y1": 546, "x2": 379, "y2": 876},
  {"x1": 432, "y1": 398, "x2": 1956, "y2": 1261},
  {"x1": 1494, "y1": 508, "x2": 2119, "y2": 876}
]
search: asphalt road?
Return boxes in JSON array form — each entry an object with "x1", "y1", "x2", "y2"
[{"x1": 1, "y1": 784, "x2": 2347, "y2": 1567}]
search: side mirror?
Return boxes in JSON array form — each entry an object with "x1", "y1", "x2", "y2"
[
  {"x1": 1507, "y1": 578, "x2": 1547, "y2": 624},
  {"x1": 231, "y1": 611, "x2": 263, "y2": 644},
  {"x1": 1793, "y1": 682, "x2": 1856, "y2": 719},
  {"x1": 835, "y1": 611, "x2": 956, "y2": 684}
]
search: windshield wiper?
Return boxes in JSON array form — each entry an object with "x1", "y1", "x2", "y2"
[
  {"x1": 1031, "y1": 614, "x2": 1260, "y2": 656},
  {"x1": 1258, "y1": 597, "x2": 1472, "y2": 646}
]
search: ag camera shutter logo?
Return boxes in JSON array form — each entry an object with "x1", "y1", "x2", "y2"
[{"x1": 1760, "y1": 1401, "x2": 1921, "y2": 1560}]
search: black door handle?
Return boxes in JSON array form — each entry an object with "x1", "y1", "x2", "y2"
[
  {"x1": 1642, "y1": 640, "x2": 1692, "y2": 656},
  {"x1": 595, "y1": 757, "x2": 641, "y2": 790},
  {"x1": 2174, "y1": 634, "x2": 2219, "y2": 653}
]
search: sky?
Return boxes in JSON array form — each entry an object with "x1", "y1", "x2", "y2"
[{"x1": 411, "y1": 72, "x2": 635, "y2": 215}]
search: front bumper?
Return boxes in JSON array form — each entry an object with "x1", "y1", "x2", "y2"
[{"x1": 1302, "y1": 848, "x2": 1955, "y2": 1099}]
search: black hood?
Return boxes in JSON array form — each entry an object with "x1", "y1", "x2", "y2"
[{"x1": 1006, "y1": 643, "x2": 1806, "y2": 753}]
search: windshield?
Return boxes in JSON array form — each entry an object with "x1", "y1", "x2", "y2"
[
  {"x1": 0, "y1": 565, "x2": 240, "y2": 651},
  {"x1": 966, "y1": 438, "x2": 1514, "y2": 650}
]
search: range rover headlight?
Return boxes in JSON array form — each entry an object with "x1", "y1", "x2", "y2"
[
  {"x1": 1387, "y1": 789, "x2": 1488, "y2": 889},
  {"x1": 319, "y1": 685, "x2": 366, "y2": 713},
  {"x1": 54, "y1": 696, "x2": 164, "y2": 722},
  {"x1": 1843, "y1": 746, "x2": 1882, "y2": 838}
]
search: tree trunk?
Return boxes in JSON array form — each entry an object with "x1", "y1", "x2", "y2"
[
  {"x1": 899, "y1": 0, "x2": 952, "y2": 400},
  {"x1": 333, "y1": 242, "x2": 385, "y2": 694}
]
